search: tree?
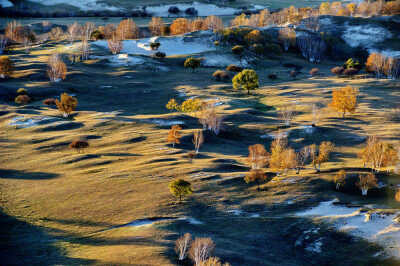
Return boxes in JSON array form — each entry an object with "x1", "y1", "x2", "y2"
[
  {"x1": 244, "y1": 30, "x2": 262, "y2": 45},
  {"x1": 80, "y1": 40, "x2": 91, "y2": 60},
  {"x1": 343, "y1": 68, "x2": 358, "y2": 79},
  {"x1": 357, "y1": 173, "x2": 378, "y2": 196},
  {"x1": 187, "y1": 151, "x2": 197, "y2": 163},
  {"x1": 175, "y1": 233, "x2": 192, "y2": 260},
  {"x1": 311, "y1": 104, "x2": 323, "y2": 127},
  {"x1": 167, "y1": 125, "x2": 182, "y2": 147},
  {"x1": 201, "y1": 257, "x2": 230, "y2": 266},
  {"x1": 290, "y1": 70, "x2": 298, "y2": 79},
  {"x1": 149, "y1": 17, "x2": 164, "y2": 36},
  {"x1": 279, "y1": 104, "x2": 295, "y2": 126},
  {"x1": 107, "y1": 33, "x2": 123, "y2": 55},
  {"x1": 193, "y1": 130, "x2": 204, "y2": 153},
  {"x1": 226, "y1": 65, "x2": 242, "y2": 73},
  {"x1": 310, "y1": 141, "x2": 335, "y2": 172},
  {"x1": 213, "y1": 70, "x2": 229, "y2": 82},
  {"x1": 149, "y1": 42, "x2": 161, "y2": 51},
  {"x1": 47, "y1": 53, "x2": 67, "y2": 82},
  {"x1": 50, "y1": 27, "x2": 64, "y2": 40},
  {"x1": 203, "y1": 15, "x2": 223, "y2": 31},
  {"x1": 69, "y1": 139, "x2": 89, "y2": 153},
  {"x1": 278, "y1": 27, "x2": 296, "y2": 51},
  {"x1": 331, "y1": 66, "x2": 344, "y2": 77},
  {"x1": 329, "y1": 86, "x2": 358, "y2": 117},
  {"x1": 247, "y1": 144, "x2": 269, "y2": 170},
  {"x1": 166, "y1": 98, "x2": 180, "y2": 111},
  {"x1": 290, "y1": 146, "x2": 311, "y2": 174},
  {"x1": 334, "y1": 169, "x2": 346, "y2": 189},
  {"x1": 189, "y1": 237, "x2": 215, "y2": 265},
  {"x1": 200, "y1": 103, "x2": 223, "y2": 135},
  {"x1": 155, "y1": 51, "x2": 166, "y2": 59},
  {"x1": 0, "y1": 35, "x2": 9, "y2": 55},
  {"x1": 169, "y1": 179, "x2": 193, "y2": 203},
  {"x1": 170, "y1": 18, "x2": 190, "y2": 35},
  {"x1": 232, "y1": 69, "x2": 259, "y2": 95},
  {"x1": 0, "y1": 56, "x2": 14, "y2": 78},
  {"x1": 297, "y1": 36, "x2": 326, "y2": 63},
  {"x1": 55, "y1": 93, "x2": 77, "y2": 118},
  {"x1": 82, "y1": 22, "x2": 95, "y2": 40},
  {"x1": 184, "y1": 58, "x2": 201, "y2": 73},
  {"x1": 161, "y1": 25, "x2": 171, "y2": 36},
  {"x1": 244, "y1": 170, "x2": 267, "y2": 190},
  {"x1": 181, "y1": 98, "x2": 202, "y2": 115},
  {"x1": 116, "y1": 19, "x2": 139, "y2": 40},
  {"x1": 67, "y1": 22, "x2": 80, "y2": 44},
  {"x1": 269, "y1": 131, "x2": 289, "y2": 176}
]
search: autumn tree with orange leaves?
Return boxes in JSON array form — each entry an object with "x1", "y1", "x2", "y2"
[
  {"x1": 310, "y1": 141, "x2": 335, "y2": 172},
  {"x1": 167, "y1": 125, "x2": 182, "y2": 147},
  {"x1": 329, "y1": 85, "x2": 358, "y2": 117},
  {"x1": 170, "y1": 18, "x2": 190, "y2": 35}
]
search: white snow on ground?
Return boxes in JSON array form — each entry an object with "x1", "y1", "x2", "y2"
[
  {"x1": 0, "y1": 0, "x2": 13, "y2": 8},
  {"x1": 342, "y1": 23, "x2": 392, "y2": 49},
  {"x1": 141, "y1": 119, "x2": 184, "y2": 126},
  {"x1": 28, "y1": 0, "x2": 120, "y2": 11},
  {"x1": 368, "y1": 49, "x2": 400, "y2": 58},
  {"x1": 297, "y1": 200, "x2": 400, "y2": 258},
  {"x1": 144, "y1": 2, "x2": 265, "y2": 17},
  {"x1": 201, "y1": 53, "x2": 251, "y2": 67},
  {"x1": 94, "y1": 35, "x2": 216, "y2": 56},
  {"x1": 301, "y1": 125, "x2": 316, "y2": 135},
  {"x1": 9, "y1": 116, "x2": 58, "y2": 128}
]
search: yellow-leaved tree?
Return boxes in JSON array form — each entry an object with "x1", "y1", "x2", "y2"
[
  {"x1": 167, "y1": 125, "x2": 182, "y2": 147},
  {"x1": 329, "y1": 85, "x2": 358, "y2": 117}
]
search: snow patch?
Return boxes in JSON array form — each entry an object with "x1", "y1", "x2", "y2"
[
  {"x1": 201, "y1": 53, "x2": 251, "y2": 67},
  {"x1": 0, "y1": 0, "x2": 13, "y2": 8},
  {"x1": 141, "y1": 119, "x2": 184, "y2": 126},
  {"x1": 184, "y1": 217, "x2": 204, "y2": 225},
  {"x1": 301, "y1": 125, "x2": 316, "y2": 135},
  {"x1": 9, "y1": 116, "x2": 57, "y2": 128},
  {"x1": 342, "y1": 23, "x2": 392, "y2": 49},
  {"x1": 28, "y1": 0, "x2": 120, "y2": 11}
]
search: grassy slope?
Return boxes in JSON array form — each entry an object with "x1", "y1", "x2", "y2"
[{"x1": 0, "y1": 35, "x2": 400, "y2": 264}]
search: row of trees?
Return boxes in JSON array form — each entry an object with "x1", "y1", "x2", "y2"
[
  {"x1": 365, "y1": 52, "x2": 400, "y2": 79},
  {"x1": 334, "y1": 170, "x2": 378, "y2": 196},
  {"x1": 169, "y1": 16, "x2": 224, "y2": 35}
]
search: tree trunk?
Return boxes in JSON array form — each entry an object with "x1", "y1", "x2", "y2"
[
  {"x1": 173, "y1": 142, "x2": 175, "y2": 147},
  {"x1": 342, "y1": 112, "x2": 345, "y2": 117},
  {"x1": 247, "y1": 89, "x2": 250, "y2": 95},
  {"x1": 179, "y1": 194, "x2": 182, "y2": 203},
  {"x1": 192, "y1": 68, "x2": 195, "y2": 73}
]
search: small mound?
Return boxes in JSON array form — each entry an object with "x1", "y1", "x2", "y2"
[
  {"x1": 125, "y1": 136, "x2": 147, "y2": 143},
  {"x1": 62, "y1": 154, "x2": 100, "y2": 164}
]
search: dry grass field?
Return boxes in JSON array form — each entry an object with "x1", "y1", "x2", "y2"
[{"x1": 1, "y1": 22, "x2": 400, "y2": 265}]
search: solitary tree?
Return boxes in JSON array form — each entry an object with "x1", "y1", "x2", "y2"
[
  {"x1": 47, "y1": 53, "x2": 67, "y2": 82},
  {"x1": 232, "y1": 69, "x2": 259, "y2": 95},
  {"x1": 329, "y1": 85, "x2": 358, "y2": 117},
  {"x1": 188, "y1": 237, "x2": 215, "y2": 265},
  {"x1": 0, "y1": 56, "x2": 14, "y2": 79},
  {"x1": 192, "y1": 130, "x2": 204, "y2": 153},
  {"x1": 149, "y1": 42, "x2": 161, "y2": 51},
  {"x1": 107, "y1": 33, "x2": 123, "y2": 55},
  {"x1": 55, "y1": 93, "x2": 77, "y2": 118},
  {"x1": 67, "y1": 22, "x2": 80, "y2": 44},
  {"x1": 116, "y1": 18, "x2": 139, "y2": 40},
  {"x1": 331, "y1": 66, "x2": 344, "y2": 77},
  {"x1": 244, "y1": 169, "x2": 267, "y2": 190},
  {"x1": 184, "y1": 58, "x2": 201, "y2": 73},
  {"x1": 356, "y1": 173, "x2": 378, "y2": 196},
  {"x1": 279, "y1": 104, "x2": 295, "y2": 126},
  {"x1": 334, "y1": 169, "x2": 346, "y2": 189},
  {"x1": 169, "y1": 178, "x2": 193, "y2": 203},
  {"x1": 175, "y1": 233, "x2": 192, "y2": 261},
  {"x1": 167, "y1": 125, "x2": 182, "y2": 147},
  {"x1": 269, "y1": 131, "x2": 289, "y2": 176}
]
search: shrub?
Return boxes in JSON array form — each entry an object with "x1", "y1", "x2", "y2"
[
  {"x1": 168, "y1": 6, "x2": 180, "y2": 14},
  {"x1": 343, "y1": 58, "x2": 362, "y2": 70},
  {"x1": 310, "y1": 68, "x2": 320, "y2": 76},
  {"x1": 186, "y1": 151, "x2": 196, "y2": 163},
  {"x1": 226, "y1": 65, "x2": 243, "y2": 73},
  {"x1": 290, "y1": 70, "x2": 298, "y2": 79},
  {"x1": 55, "y1": 93, "x2": 78, "y2": 118},
  {"x1": 149, "y1": 42, "x2": 161, "y2": 50},
  {"x1": 0, "y1": 55, "x2": 14, "y2": 79},
  {"x1": 331, "y1": 66, "x2": 344, "y2": 77},
  {"x1": 184, "y1": 58, "x2": 201, "y2": 73},
  {"x1": 251, "y1": 43, "x2": 264, "y2": 55},
  {"x1": 214, "y1": 41, "x2": 220, "y2": 46},
  {"x1": 160, "y1": 25, "x2": 171, "y2": 35},
  {"x1": 17, "y1": 88, "x2": 27, "y2": 95},
  {"x1": 15, "y1": 95, "x2": 30, "y2": 105},
  {"x1": 343, "y1": 68, "x2": 358, "y2": 79},
  {"x1": 185, "y1": 7, "x2": 198, "y2": 15},
  {"x1": 232, "y1": 45, "x2": 244, "y2": 55},
  {"x1": 154, "y1": 51, "x2": 166, "y2": 59},
  {"x1": 43, "y1": 98, "x2": 56, "y2": 106},
  {"x1": 91, "y1": 31, "x2": 104, "y2": 40},
  {"x1": 268, "y1": 73, "x2": 278, "y2": 80},
  {"x1": 213, "y1": 70, "x2": 229, "y2": 82},
  {"x1": 69, "y1": 139, "x2": 89, "y2": 153}
]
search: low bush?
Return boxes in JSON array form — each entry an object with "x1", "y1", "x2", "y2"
[
  {"x1": 232, "y1": 45, "x2": 244, "y2": 55},
  {"x1": 15, "y1": 95, "x2": 30, "y2": 104},
  {"x1": 155, "y1": 51, "x2": 166, "y2": 59},
  {"x1": 212, "y1": 70, "x2": 230, "y2": 82},
  {"x1": 343, "y1": 68, "x2": 358, "y2": 79},
  {"x1": 226, "y1": 65, "x2": 242, "y2": 73},
  {"x1": 185, "y1": 7, "x2": 198, "y2": 15},
  {"x1": 43, "y1": 98, "x2": 56, "y2": 106},
  {"x1": 214, "y1": 41, "x2": 220, "y2": 46},
  {"x1": 69, "y1": 139, "x2": 89, "y2": 153},
  {"x1": 331, "y1": 66, "x2": 344, "y2": 77},
  {"x1": 310, "y1": 68, "x2": 320, "y2": 76},
  {"x1": 264, "y1": 44, "x2": 282, "y2": 59},
  {"x1": 290, "y1": 70, "x2": 298, "y2": 79},
  {"x1": 161, "y1": 25, "x2": 171, "y2": 35},
  {"x1": 268, "y1": 73, "x2": 278, "y2": 80},
  {"x1": 168, "y1": 6, "x2": 180, "y2": 14},
  {"x1": 17, "y1": 88, "x2": 28, "y2": 95}
]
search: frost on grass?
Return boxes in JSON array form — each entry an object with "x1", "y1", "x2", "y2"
[
  {"x1": 141, "y1": 119, "x2": 184, "y2": 126},
  {"x1": 342, "y1": 23, "x2": 392, "y2": 49},
  {"x1": 297, "y1": 200, "x2": 400, "y2": 259},
  {"x1": 201, "y1": 53, "x2": 252, "y2": 68},
  {"x1": 9, "y1": 116, "x2": 58, "y2": 128}
]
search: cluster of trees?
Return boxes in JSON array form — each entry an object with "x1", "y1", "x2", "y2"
[
  {"x1": 47, "y1": 52, "x2": 67, "y2": 82},
  {"x1": 166, "y1": 98, "x2": 202, "y2": 115},
  {"x1": 366, "y1": 52, "x2": 400, "y2": 79},
  {"x1": 169, "y1": 16, "x2": 223, "y2": 35},
  {"x1": 245, "y1": 131, "x2": 335, "y2": 187},
  {"x1": 357, "y1": 136, "x2": 399, "y2": 173},
  {"x1": 200, "y1": 100, "x2": 224, "y2": 135},
  {"x1": 175, "y1": 233, "x2": 229, "y2": 265},
  {"x1": 333, "y1": 170, "x2": 378, "y2": 196}
]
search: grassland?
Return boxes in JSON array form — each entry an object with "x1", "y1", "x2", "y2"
[{"x1": 1, "y1": 25, "x2": 400, "y2": 265}]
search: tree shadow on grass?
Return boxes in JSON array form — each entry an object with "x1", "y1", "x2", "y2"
[
  {"x1": 0, "y1": 208, "x2": 95, "y2": 265},
  {"x1": 0, "y1": 169, "x2": 59, "y2": 180}
]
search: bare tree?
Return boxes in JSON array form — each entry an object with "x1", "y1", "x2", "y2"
[
  {"x1": 200, "y1": 101, "x2": 223, "y2": 135},
  {"x1": 279, "y1": 104, "x2": 295, "y2": 126},
  {"x1": 107, "y1": 33, "x2": 123, "y2": 55},
  {"x1": 50, "y1": 27, "x2": 64, "y2": 40},
  {"x1": 22, "y1": 36, "x2": 32, "y2": 54},
  {"x1": 0, "y1": 35, "x2": 9, "y2": 55},
  {"x1": 192, "y1": 130, "x2": 204, "y2": 153},
  {"x1": 293, "y1": 146, "x2": 311, "y2": 174},
  {"x1": 47, "y1": 52, "x2": 67, "y2": 82},
  {"x1": 247, "y1": 144, "x2": 269, "y2": 170},
  {"x1": 304, "y1": 16, "x2": 320, "y2": 31},
  {"x1": 5, "y1": 20, "x2": 20, "y2": 43},
  {"x1": 175, "y1": 233, "x2": 192, "y2": 261},
  {"x1": 116, "y1": 19, "x2": 139, "y2": 40},
  {"x1": 82, "y1": 22, "x2": 95, "y2": 40},
  {"x1": 189, "y1": 237, "x2": 215, "y2": 266},
  {"x1": 311, "y1": 104, "x2": 323, "y2": 127},
  {"x1": 42, "y1": 20, "x2": 52, "y2": 31},
  {"x1": 149, "y1": 17, "x2": 164, "y2": 36},
  {"x1": 297, "y1": 36, "x2": 326, "y2": 63},
  {"x1": 80, "y1": 40, "x2": 91, "y2": 60},
  {"x1": 67, "y1": 22, "x2": 80, "y2": 44}
]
